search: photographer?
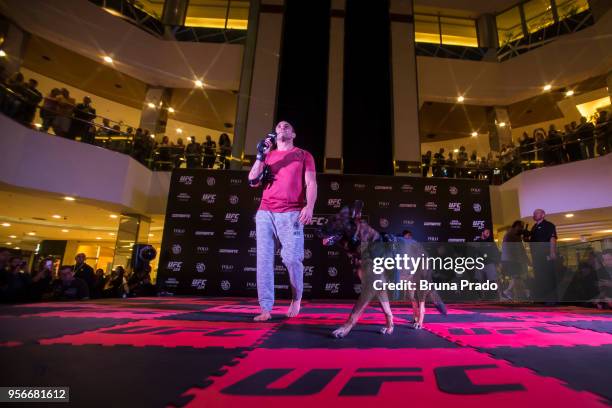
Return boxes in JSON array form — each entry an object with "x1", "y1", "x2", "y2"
[
  {"x1": 248, "y1": 121, "x2": 317, "y2": 321},
  {"x1": 128, "y1": 265, "x2": 156, "y2": 297},
  {"x1": 29, "y1": 257, "x2": 54, "y2": 301}
]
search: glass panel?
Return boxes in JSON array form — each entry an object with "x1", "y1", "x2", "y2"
[
  {"x1": 523, "y1": 0, "x2": 555, "y2": 33},
  {"x1": 414, "y1": 15, "x2": 440, "y2": 45},
  {"x1": 556, "y1": 0, "x2": 590, "y2": 20},
  {"x1": 496, "y1": 6, "x2": 523, "y2": 46},
  {"x1": 186, "y1": 0, "x2": 249, "y2": 29},
  {"x1": 440, "y1": 17, "x2": 478, "y2": 47}
]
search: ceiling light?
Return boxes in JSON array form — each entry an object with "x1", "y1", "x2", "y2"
[
  {"x1": 109, "y1": 214, "x2": 118, "y2": 219},
  {"x1": 147, "y1": 102, "x2": 156, "y2": 109},
  {"x1": 471, "y1": 131, "x2": 478, "y2": 137},
  {"x1": 103, "y1": 56, "x2": 113, "y2": 63},
  {"x1": 194, "y1": 79, "x2": 204, "y2": 88},
  {"x1": 598, "y1": 229, "x2": 612, "y2": 234},
  {"x1": 498, "y1": 122, "x2": 506, "y2": 128},
  {"x1": 565, "y1": 213, "x2": 574, "y2": 218},
  {"x1": 52, "y1": 214, "x2": 62, "y2": 219},
  {"x1": 96, "y1": 237, "x2": 102, "y2": 240},
  {"x1": 1, "y1": 223, "x2": 10, "y2": 227},
  {"x1": 150, "y1": 134, "x2": 155, "y2": 139},
  {"x1": 64, "y1": 196, "x2": 75, "y2": 201},
  {"x1": 559, "y1": 237, "x2": 577, "y2": 241},
  {"x1": 0, "y1": 50, "x2": 6, "y2": 57},
  {"x1": 8, "y1": 235, "x2": 16, "y2": 239},
  {"x1": 168, "y1": 107, "x2": 175, "y2": 113},
  {"x1": 453, "y1": 149, "x2": 459, "y2": 153},
  {"x1": 109, "y1": 232, "x2": 115, "y2": 236},
  {"x1": 14, "y1": 247, "x2": 20, "y2": 250},
  {"x1": 457, "y1": 95, "x2": 465, "y2": 103},
  {"x1": 543, "y1": 84, "x2": 552, "y2": 91},
  {"x1": 5, "y1": 242, "x2": 11, "y2": 245},
  {"x1": 176, "y1": 128, "x2": 183, "y2": 134},
  {"x1": 34, "y1": 123, "x2": 42, "y2": 128},
  {"x1": 565, "y1": 90, "x2": 574, "y2": 97},
  {"x1": 27, "y1": 232, "x2": 35, "y2": 236},
  {"x1": 61, "y1": 229, "x2": 69, "y2": 233},
  {"x1": 148, "y1": 233, "x2": 154, "y2": 237}
]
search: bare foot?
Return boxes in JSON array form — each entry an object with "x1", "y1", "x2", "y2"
[
  {"x1": 286, "y1": 300, "x2": 301, "y2": 317},
  {"x1": 332, "y1": 324, "x2": 352, "y2": 338},
  {"x1": 381, "y1": 314, "x2": 394, "y2": 335},
  {"x1": 253, "y1": 311, "x2": 271, "y2": 321}
]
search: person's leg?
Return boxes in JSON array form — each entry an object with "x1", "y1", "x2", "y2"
[
  {"x1": 275, "y1": 211, "x2": 304, "y2": 317},
  {"x1": 255, "y1": 210, "x2": 276, "y2": 321}
]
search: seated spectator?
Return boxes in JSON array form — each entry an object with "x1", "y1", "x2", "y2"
[
  {"x1": 69, "y1": 96, "x2": 96, "y2": 143},
  {"x1": 40, "y1": 88, "x2": 61, "y2": 132},
  {"x1": 53, "y1": 265, "x2": 89, "y2": 300},
  {"x1": 127, "y1": 265, "x2": 156, "y2": 297},
  {"x1": 203, "y1": 135, "x2": 217, "y2": 169},
  {"x1": 93, "y1": 268, "x2": 106, "y2": 299},
  {"x1": 29, "y1": 257, "x2": 54, "y2": 301},
  {"x1": 185, "y1": 136, "x2": 202, "y2": 169},
  {"x1": 0, "y1": 256, "x2": 31, "y2": 303},
  {"x1": 219, "y1": 133, "x2": 232, "y2": 169},
  {"x1": 103, "y1": 266, "x2": 128, "y2": 298},
  {"x1": 52, "y1": 88, "x2": 75, "y2": 138}
]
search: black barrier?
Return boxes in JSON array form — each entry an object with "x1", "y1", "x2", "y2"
[{"x1": 157, "y1": 169, "x2": 492, "y2": 298}]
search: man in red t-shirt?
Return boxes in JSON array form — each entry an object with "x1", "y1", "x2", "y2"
[{"x1": 248, "y1": 121, "x2": 317, "y2": 321}]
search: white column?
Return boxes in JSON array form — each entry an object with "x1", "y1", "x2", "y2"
[
  {"x1": 243, "y1": 0, "x2": 285, "y2": 165},
  {"x1": 390, "y1": 0, "x2": 421, "y2": 176},
  {"x1": 324, "y1": 0, "x2": 345, "y2": 173}
]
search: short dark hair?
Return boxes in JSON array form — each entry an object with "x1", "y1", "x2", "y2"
[
  {"x1": 511, "y1": 220, "x2": 523, "y2": 229},
  {"x1": 402, "y1": 230, "x2": 412, "y2": 236},
  {"x1": 59, "y1": 265, "x2": 73, "y2": 272}
]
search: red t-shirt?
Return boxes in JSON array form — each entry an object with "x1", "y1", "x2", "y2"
[{"x1": 259, "y1": 147, "x2": 316, "y2": 213}]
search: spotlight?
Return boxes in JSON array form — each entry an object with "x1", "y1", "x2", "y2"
[
  {"x1": 565, "y1": 90, "x2": 574, "y2": 97},
  {"x1": 103, "y1": 56, "x2": 113, "y2": 63},
  {"x1": 457, "y1": 95, "x2": 465, "y2": 103},
  {"x1": 168, "y1": 107, "x2": 175, "y2": 113},
  {"x1": 565, "y1": 213, "x2": 574, "y2": 218},
  {"x1": 64, "y1": 196, "x2": 76, "y2": 201},
  {"x1": 0, "y1": 50, "x2": 6, "y2": 57},
  {"x1": 543, "y1": 84, "x2": 552, "y2": 91},
  {"x1": 471, "y1": 131, "x2": 478, "y2": 137},
  {"x1": 147, "y1": 102, "x2": 156, "y2": 108},
  {"x1": 194, "y1": 79, "x2": 204, "y2": 88}
]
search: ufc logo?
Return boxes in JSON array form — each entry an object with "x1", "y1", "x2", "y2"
[
  {"x1": 220, "y1": 366, "x2": 524, "y2": 396},
  {"x1": 308, "y1": 217, "x2": 328, "y2": 226}
]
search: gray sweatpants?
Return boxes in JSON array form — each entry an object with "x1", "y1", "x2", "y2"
[{"x1": 256, "y1": 210, "x2": 304, "y2": 311}]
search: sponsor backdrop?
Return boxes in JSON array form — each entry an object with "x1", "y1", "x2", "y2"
[{"x1": 157, "y1": 170, "x2": 491, "y2": 298}]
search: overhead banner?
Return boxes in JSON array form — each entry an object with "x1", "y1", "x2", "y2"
[{"x1": 157, "y1": 169, "x2": 491, "y2": 298}]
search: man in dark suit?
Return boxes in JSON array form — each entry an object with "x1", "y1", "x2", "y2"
[
  {"x1": 527, "y1": 209, "x2": 558, "y2": 302},
  {"x1": 74, "y1": 253, "x2": 95, "y2": 295}
]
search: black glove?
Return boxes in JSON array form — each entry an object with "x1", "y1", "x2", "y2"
[{"x1": 256, "y1": 134, "x2": 276, "y2": 161}]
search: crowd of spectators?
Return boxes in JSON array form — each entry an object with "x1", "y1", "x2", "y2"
[
  {"x1": 0, "y1": 71, "x2": 234, "y2": 171},
  {"x1": 423, "y1": 111, "x2": 611, "y2": 183},
  {"x1": 0, "y1": 250, "x2": 156, "y2": 303}
]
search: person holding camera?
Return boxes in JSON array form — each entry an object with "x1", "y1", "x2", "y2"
[{"x1": 248, "y1": 121, "x2": 317, "y2": 321}]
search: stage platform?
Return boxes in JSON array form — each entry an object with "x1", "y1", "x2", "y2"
[{"x1": 1, "y1": 297, "x2": 611, "y2": 407}]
